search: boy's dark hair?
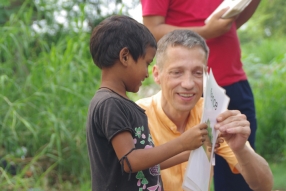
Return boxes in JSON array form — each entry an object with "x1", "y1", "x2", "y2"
[{"x1": 90, "y1": 15, "x2": 157, "y2": 69}]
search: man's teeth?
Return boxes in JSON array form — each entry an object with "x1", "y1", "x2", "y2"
[{"x1": 179, "y1": 93, "x2": 194, "y2": 97}]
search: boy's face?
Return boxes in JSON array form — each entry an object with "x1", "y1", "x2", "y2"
[
  {"x1": 154, "y1": 45, "x2": 206, "y2": 114},
  {"x1": 126, "y1": 46, "x2": 156, "y2": 93}
]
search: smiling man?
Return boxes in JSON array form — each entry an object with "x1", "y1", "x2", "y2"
[{"x1": 136, "y1": 30, "x2": 273, "y2": 191}]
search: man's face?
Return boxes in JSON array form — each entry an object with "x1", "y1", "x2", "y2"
[{"x1": 154, "y1": 45, "x2": 206, "y2": 114}]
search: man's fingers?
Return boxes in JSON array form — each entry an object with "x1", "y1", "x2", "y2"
[
  {"x1": 225, "y1": 126, "x2": 251, "y2": 135},
  {"x1": 216, "y1": 110, "x2": 241, "y2": 123},
  {"x1": 216, "y1": 119, "x2": 250, "y2": 133},
  {"x1": 216, "y1": 137, "x2": 224, "y2": 144},
  {"x1": 215, "y1": 112, "x2": 248, "y2": 131}
]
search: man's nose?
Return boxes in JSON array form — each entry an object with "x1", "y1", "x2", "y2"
[{"x1": 181, "y1": 73, "x2": 195, "y2": 89}]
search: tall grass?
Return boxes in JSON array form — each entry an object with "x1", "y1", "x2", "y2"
[
  {"x1": 241, "y1": 36, "x2": 286, "y2": 162},
  {"x1": 0, "y1": 4, "x2": 100, "y2": 190},
  {"x1": 1, "y1": 2, "x2": 286, "y2": 190}
]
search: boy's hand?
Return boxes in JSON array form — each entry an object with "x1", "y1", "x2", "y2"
[{"x1": 180, "y1": 123, "x2": 208, "y2": 151}]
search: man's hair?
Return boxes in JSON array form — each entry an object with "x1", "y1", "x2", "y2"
[
  {"x1": 90, "y1": 15, "x2": 157, "y2": 69},
  {"x1": 156, "y1": 30, "x2": 209, "y2": 69}
]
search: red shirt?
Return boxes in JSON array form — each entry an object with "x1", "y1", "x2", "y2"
[{"x1": 141, "y1": 0, "x2": 247, "y2": 86}]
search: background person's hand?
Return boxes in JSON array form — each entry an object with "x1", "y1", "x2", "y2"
[
  {"x1": 214, "y1": 110, "x2": 250, "y2": 152},
  {"x1": 203, "y1": 7, "x2": 236, "y2": 39}
]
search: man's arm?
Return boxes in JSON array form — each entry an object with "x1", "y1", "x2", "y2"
[
  {"x1": 234, "y1": 145, "x2": 273, "y2": 191},
  {"x1": 215, "y1": 110, "x2": 273, "y2": 191},
  {"x1": 143, "y1": 8, "x2": 235, "y2": 41},
  {"x1": 235, "y1": 0, "x2": 261, "y2": 29}
]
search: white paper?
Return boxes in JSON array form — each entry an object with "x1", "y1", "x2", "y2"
[
  {"x1": 182, "y1": 147, "x2": 211, "y2": 191},
  {"x1": 201, "y1": 69, "x2": 230, "y2": 165},
  {"x1": 182, "y1": 69, "x2": 230, "y2": 191},
  {"x1": 205, "y1": 0, "x2": 252, "y2": 23}
]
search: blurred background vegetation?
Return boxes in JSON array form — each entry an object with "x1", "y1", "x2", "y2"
[{"x1": 0, "y1": 0, "x2": 285, "y2": 190}]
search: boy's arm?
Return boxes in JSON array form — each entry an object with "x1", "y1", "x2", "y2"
[
  {"x1": 160, "y1": 138, "x2": 223, "y2": 170},
  {"x1": 159, "y1": 151, "x2": 190, "y2": 170},
  {"x1": 111, "y1": 123, "x2": 207, "y2": 173}
]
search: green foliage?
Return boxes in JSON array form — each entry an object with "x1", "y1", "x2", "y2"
[
  {"x1": 251, "y1": 62, "x2": 286, "y2": 161},
  {"x1": 239, "y1": 1, "x2": 286, "y2": 163},
  {"x1": 0, "y1": 2, "x2": 101, "y2": 190},
  {"x1": 238, "y1": 0, "x2": 286, "y2": 43},
  {"x1": 270, "y1": 162, "x2": 286, "y2": 189},
  {"x1": 0, "y1": 0, "x2": 141, "y2": 189},
  {"x1": 241, "y1": 37, "x2": 286, "y2": 67},
  {"x1": 0, "y1": 0, "x2": 27, "y2": 25},
  {"x1": 242, "y1": 37, "x2": 286, "y2": 162},
  {"x1": 256, "y1": 0, "x2": 286, "y2": 37},
  {"x1": 1, "y1": 0, "x2": 285, "y2": 190}
]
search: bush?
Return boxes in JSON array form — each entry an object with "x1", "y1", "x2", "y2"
[
  {"x1": 0, "y1": 8, "x2": 99, "y2": 190},
  {"x1": 242, "y1": 38, "x2": 286, "y2": 162}
]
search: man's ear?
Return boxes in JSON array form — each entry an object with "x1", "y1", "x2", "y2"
[
  {"x1": 119, "y1": 47, "x2": 129, "y2": 66},
  {"x1": 153, "y1": 65, "x2": 161, "y2": 85}
]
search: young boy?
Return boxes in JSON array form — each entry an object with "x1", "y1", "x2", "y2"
[{"x1": 86, "y1": 15, "x2": 208, "y2": 191}]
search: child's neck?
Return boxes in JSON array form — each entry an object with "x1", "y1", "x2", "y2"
[
  {"x1": 100, "y1": 66, "x2": 129, "y2": 99},
  {"x1": 99, "y1": 85, "x2": 129, "y2": 99}
]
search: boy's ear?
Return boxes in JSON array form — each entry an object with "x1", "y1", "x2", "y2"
[
  {"x1": 153, "y1": 65, "x2": 161, "y2": 85},
  {"x1": 119, "y1": 47, "x2": 129, "y2": 66}
]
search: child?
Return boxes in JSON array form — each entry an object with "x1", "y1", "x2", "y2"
[{"x1": 86, "y1": 15, "x2": 208, "y2": 191}]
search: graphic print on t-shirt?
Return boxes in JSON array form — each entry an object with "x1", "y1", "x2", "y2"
[{"x1": 133, "y1": 125, "x2": 162, "y2": 191}]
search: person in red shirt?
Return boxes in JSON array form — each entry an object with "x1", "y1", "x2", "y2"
[{"x1": 140, "y1": 0, "x2": 260, "y2": 190}]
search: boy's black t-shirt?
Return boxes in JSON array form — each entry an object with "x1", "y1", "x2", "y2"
[{"x1": 86, "y1": 88, "x2": 163, "y2": 191}]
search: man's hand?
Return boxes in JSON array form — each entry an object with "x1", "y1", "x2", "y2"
[
  {"x1": 214, "y1": 110, "x2": 250, "y2": 152},
  {"x1": 215, "y1": 113, "x2": 273, "y2": 191},
  {"x1": 204, "y1": 134, "x2": 224, "y2": 153}
]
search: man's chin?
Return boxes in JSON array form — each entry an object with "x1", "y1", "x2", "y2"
[{"x1": 176, "y1": 105, "x2": 195, "y2": 113}]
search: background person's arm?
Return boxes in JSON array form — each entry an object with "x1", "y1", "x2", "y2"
[
  {"x1": 143, "y1": 8, "x2": 235, "y2": 41},
  {"x1": 235, "y1": 0, "x2": 261, "y2": 29}
]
